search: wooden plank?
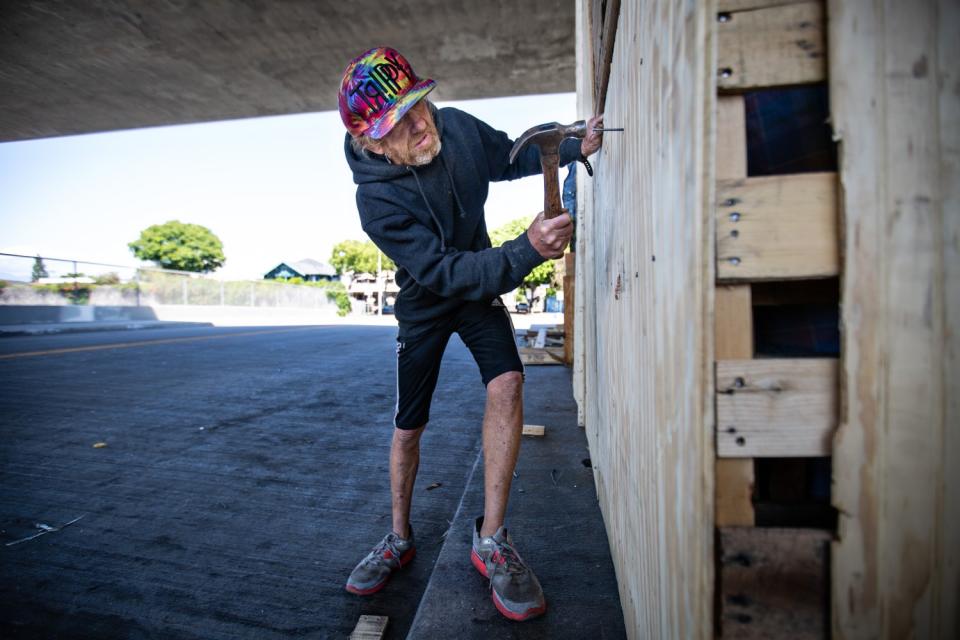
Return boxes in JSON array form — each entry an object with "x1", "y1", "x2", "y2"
[
  {"x1": 563, "y1": 273, "x2": 575, "y2": 365},
  {"x1": 717, "y1": 172, "x2": 839, "y2": 281},
  {"x1": 717, "y1": 1, "x2": 825, "y2": 90},
  {"x1": 519, "y1": 347, "x2": 564, "y2": 366},
  {"x1": 716, "y1": 459, "x2": 755, "y2": 526},
  {"x1": 522, "y1": 424, "x2": 545, "y2": 437},
  {"x1": 716, "y1": 95, "x2": 747, "y2": 180},
  {"x1": 716, "y1": 358, "x2": 837, "y2": 457},
  {"x1": 563, "y1": 252, "x2": 575, "y2": 365},
  {"x1": 714, "y1": 284, "x2": 755, "y2": 526},
  {"x1": 350, "y1": 615, "x2": 388, "y2": 640},
  {"x1": 592, "y1": 0, "x2": 622, "y2": 113},
  {"x1": 573, "y1": 0, "x2": 595, "y2": 429},
  {"x1": 715, "y1": 285, "x2": 753, "y2": 359},
  {"x1": 719, "y1": 527, "x2": 830, "y2": 639},
  {"x1": 828, "y1": 0, "x2": 959, "y2": 637}
]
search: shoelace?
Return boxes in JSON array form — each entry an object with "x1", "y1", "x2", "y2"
[
  {"x1": 493, "y1": 539, "x2": 527, "y2": 576},
  {"x1": 365, "y1": 534, "x2": 401, "y2": 566}
]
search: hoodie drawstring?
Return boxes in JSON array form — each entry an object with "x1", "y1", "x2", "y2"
[
  {"x1": 409, "y1": 150, "x2": 467, "y2": 254},
  {"x1": 409, "y1": 166, "x2": 447, "y2": 253}
]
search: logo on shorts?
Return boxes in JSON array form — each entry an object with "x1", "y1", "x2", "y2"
[{"x1": 396, "y1": 341, "x2": 405, "y2": 354}]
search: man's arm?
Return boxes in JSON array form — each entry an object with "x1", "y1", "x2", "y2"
[
  {"x1": 361, "y1": 198, "x2": 572, "y2": 300},
  {"x1": 470, "y1": 116, "x2": 583, "y2": 183}
]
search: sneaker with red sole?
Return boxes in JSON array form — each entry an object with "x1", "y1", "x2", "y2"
[
  {"x1": 345, "y1": 526, "x2": 415, "y2": 595},
  {"x1": 471, "y1": 516, "x2": 546, "y2": 621}
]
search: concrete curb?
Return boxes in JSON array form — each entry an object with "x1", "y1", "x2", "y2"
[{"x1": 0, "y1": 321, "x2": 213, "y2": 337}]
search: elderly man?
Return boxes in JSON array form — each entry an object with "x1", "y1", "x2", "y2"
[{"x1": 339, "y1": 46, "x2": 602, "y2": 621}]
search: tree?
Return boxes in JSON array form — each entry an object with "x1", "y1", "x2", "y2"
[
  {"x1": 31, "y1": 256, "x2": 48, "y2": 282},
  {"x1": 330, "y1": 239, "x2": 395, "y2": 275},
  {"x1": 128, "y1": 220, "x2": 225, "y2": 273},
  {"x1": 489, "y1": 218, "x2": 559, "y2": 299}
]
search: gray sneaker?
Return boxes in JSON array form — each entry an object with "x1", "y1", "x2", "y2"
[
  {"x1": 345, "y1": 526, "x2": 415, "y2": 595},
  {"x1": 471, "y1": 516, "x2": 546, "y2": 621}
]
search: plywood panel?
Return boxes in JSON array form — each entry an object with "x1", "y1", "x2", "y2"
[
  {"x1": 717, "y1": 358, "x2": 838, "y2": 457},
  {"x1": 717, "y1": 173, "x2": 839, "y2": 280},
  {"x1": 720, "y1": 527, "x2": 830, "y2": 638},
  {"x1": 717, "y1": 1, "x2": 826, "y2": 90},
  {"x1": 577, "y1": 0, "x2": 714, "y2": 637},
  {"x1": 828, "y1": 0, "x2": 959, "y2": 637}
]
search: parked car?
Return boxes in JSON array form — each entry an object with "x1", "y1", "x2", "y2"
[{"x1": 515, "y1": 302, "x2": 530, "y2": 314}]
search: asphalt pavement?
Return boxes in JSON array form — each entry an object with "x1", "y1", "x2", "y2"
[{"x1": 0, "y1": 324, "x2": 624, "y2": 639}]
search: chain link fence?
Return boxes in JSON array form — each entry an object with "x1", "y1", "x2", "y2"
[{"x1": 0, "y1": 253, "x2": 347, "y2": 313}]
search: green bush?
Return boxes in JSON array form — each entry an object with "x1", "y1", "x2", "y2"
[{"x1": 308, "y1": 280, "x2": 352, "y2": 316}]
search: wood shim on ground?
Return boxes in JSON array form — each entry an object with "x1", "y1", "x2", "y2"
[
  {"x1": 519, "y1": 347, "x2": 565, "y2": 366},
  {"x1": 522, "y1": 424, "x2": 546, "y2": 437},
  {"x1": 350, "y1": 615, "x2": 388, "y2": 640}
]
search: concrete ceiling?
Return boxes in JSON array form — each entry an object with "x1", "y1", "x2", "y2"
[{"x1": 0, "y1": 1, "x2": 575, "y2": 142}]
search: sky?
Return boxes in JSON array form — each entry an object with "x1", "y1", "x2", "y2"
[{"x1": 0, "y1": 92, "x2": 576, "y2": 282}]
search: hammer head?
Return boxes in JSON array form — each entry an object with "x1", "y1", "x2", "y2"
[{"x1": 509, "y1": 120, "x2": 588, "y2": 164}]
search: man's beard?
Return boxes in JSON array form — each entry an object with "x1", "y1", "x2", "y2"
[{"x1": 409, "y1": 137, "x2": 441, "y2": 166}]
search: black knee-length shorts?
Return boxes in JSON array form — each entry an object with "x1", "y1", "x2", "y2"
[{"x1": 394, "y1": 297, "x2": 523, "y2": 429}]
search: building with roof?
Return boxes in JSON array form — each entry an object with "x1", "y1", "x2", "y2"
[{"x1": 263, "y1": 259, "x2": 337, "y2": 282}]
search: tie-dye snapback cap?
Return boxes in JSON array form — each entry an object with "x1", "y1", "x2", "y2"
[{"x1": 338, "y1": 47, "x2": 436, "y2": 140}]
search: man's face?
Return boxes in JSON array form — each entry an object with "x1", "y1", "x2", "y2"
[{"x1": 367, "y1": 100, "x2": 440, "y2": 166}]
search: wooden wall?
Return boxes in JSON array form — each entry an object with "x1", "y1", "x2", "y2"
[
  {"x1": 574, "y1": 1, "x2": 714, "y2": 637},
  {"x1": 828, "y1": 1, "x2": 959, "y2": 637}
]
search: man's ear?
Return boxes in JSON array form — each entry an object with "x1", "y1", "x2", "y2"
[{"x1": 365, "y1": 137, "x2": 385, "y2": 155}]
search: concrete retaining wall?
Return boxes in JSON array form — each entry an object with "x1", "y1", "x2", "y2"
[{"x1": 0, "y1": 305, "x2": 158, "y2": 325}]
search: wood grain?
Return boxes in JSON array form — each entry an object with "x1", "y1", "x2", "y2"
[
  {"x1": 828, "y1": 0, "x2": 959, "y2": 637},
  {"x1": 577, "y1": 0, "x2": 714, "y2": 636},
  {"x1": 716, "y1": 358, "x2": 838, "y2": 457},
  {"x1": 717, "y1": 1, "x2": 826, "y2": 90},
  {"x1": 717, "y1": 172, "x2": 839, "y2": 280}
]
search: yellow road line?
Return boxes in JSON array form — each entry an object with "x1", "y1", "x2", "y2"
[{"x1": 0, "y1": 327, "x2": 316, "y2": 360}]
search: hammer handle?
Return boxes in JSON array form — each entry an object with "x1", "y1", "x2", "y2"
[{"x1": 540, "y1": 151, "x2": 563, "y2": 220}]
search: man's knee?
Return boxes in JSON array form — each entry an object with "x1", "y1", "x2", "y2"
[
  {"x1": 393, "y1": 425, "x2": 425, "y2": 451},
  {"x1": 487, "y1": 370, "x2": 523, "y2": 402}
]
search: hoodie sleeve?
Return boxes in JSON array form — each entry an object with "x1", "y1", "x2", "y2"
[
  {"x1": 471, "y1": 115, "x2": 583, "y2": 183},
  {"x1": 359, "y1": 195, "x2": 545, "y2": 301}
]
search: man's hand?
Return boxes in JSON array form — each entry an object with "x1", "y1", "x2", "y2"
[
  {"x1": 580, "y1": 114, "x2": 604, "y2": 158},
  {"x1": 528, "y1": 210, "x2": 573, "y2": 260}
]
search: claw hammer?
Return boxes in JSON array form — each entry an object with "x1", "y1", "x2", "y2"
[{"x1": 508, "y1": 121, "x2": 621, "y2": 220}]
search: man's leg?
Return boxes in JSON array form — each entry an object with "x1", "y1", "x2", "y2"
[
  {"x1": 458, "y1": 301, "x2": 546, "y2": 621},
  {"x1": 480, "y1": 371, "x2": 523, "y2": 537},
  {"x1": 345, "y1": 320, "x2": 449, "y2": 596},
  {"x1": 391, "y1": 424, "x2": 425, "y2": 539}
]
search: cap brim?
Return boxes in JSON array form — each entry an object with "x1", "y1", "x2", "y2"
[{"x1": 366, "y1": 79, "x2": 436, "y2": 140}]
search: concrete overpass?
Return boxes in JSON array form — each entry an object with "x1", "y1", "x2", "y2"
[{"x1": 0, "y1": 0, "x2": 575, "y2": 142}]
